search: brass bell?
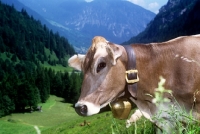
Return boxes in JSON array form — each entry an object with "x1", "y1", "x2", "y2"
[{"x1": 110, "y1": 98, "x2": 132, "y2": 119}]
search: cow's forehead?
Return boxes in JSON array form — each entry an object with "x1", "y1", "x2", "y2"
[
  {"x1": 91, "y1": 36, "x2": 108, "y2": 50},
  {"x1": 83, "y1": 36, "x2": 110, "y2": 72},
  {"x1": 94, "y1": 42, "x2": 108, "y2": 58}
]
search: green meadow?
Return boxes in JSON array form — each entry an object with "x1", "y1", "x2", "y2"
[
  {"x1": 0, "y1": 95, "x2": 154, "y2": 134},
  {"x1": 42, "y1": 61, "x2": 73, "y2": 72}
]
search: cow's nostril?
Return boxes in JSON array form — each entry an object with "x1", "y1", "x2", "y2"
[
  {"x1": 80, "y1": 105, "x2": 87, "y2": 115},
  {"x1": 75, "y1": 105, "x2": 88, "y2": 116}
]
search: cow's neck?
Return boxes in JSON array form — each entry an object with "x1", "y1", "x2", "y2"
[
  {"x1": 122, "y1": 43, "x2": 165, "y2": 100},
  {"x1": 133, "y1": 43, "x2": 175, "y2": 98}
]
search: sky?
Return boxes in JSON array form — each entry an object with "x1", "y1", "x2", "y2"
[
  {"x1": 126, "y1": 0, "x2": 168, "y2": 13},
  {"x1": 85, "y1": 0, "x2": 168, "y2": 14}
]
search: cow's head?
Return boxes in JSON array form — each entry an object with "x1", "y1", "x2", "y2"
[{"x1": 68, "y1": 36, "x2": 127, "y2": 116}]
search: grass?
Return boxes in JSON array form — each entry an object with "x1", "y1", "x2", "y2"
[
  {"x1": 0, "y1": 96, "x2": 82, "y2": 134},
  {"x1": 151, "y1": 77, "x2": 200, "y2": 134},
  {"x1": 44, "y1": 47, "x2": 59, "y2": 61},
  {"x1": 0, "y1": 52, "x2": 11, "y2": 61},
  {"x1": 42, "y1": 110, "x2": 154, "y2": 134},
  {"x1": 0, "y1": 95, "x2": 154, "y2": 134},
  {"x1": 0, "y1": 52, "x2": 20, "y2": 63},
  {"x1": 42, "y1": 47, "x2": 73, "y2": 72},
  {"x1": 42, "y1": 61, "x2": 73, "y2": 72}
]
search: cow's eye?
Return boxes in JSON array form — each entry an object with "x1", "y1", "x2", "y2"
[{"x1": 97, "y1": 62, "x2": 106, "y2": 73}]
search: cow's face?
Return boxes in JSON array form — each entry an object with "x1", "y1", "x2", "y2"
[{"x1": 68, "y1": 36, "x2": 127, "y2": 116}]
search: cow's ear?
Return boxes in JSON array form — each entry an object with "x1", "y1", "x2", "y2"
[
  {"x1": 106, "y1": 45, "x2": 123, "y2": 65},
  {"x1": 68, "y1": 54, "x2": 85, "y2": 71}
]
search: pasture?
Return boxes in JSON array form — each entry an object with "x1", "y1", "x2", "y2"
[
  {"x1": 0, "y1": 95, "x2": 154, "y2": 134},
  {"x1": 42, "y1": 61, "x2": 73, "y2": 72}
]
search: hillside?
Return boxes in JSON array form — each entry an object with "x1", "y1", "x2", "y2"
[
  {"x1": 123, "y1": 0, "x2": 200, "y2": 44},
  {"x1": 17, "y1": 0, "x2": 155, "y2": 51},
  {"x1": 0, "y1": 2, "x2": 81, "y2": 117},
  {"x1": 0, "y1": 1, "x2": 75, "y2": 64}
]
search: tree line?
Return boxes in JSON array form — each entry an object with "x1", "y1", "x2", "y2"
[{"x1": 0, "y1": 59, "x2": 82, "y2": 117}]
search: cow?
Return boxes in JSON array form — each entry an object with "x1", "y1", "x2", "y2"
[{"x1": 68, "y1": 35, "x2": 200, "y2": 133}]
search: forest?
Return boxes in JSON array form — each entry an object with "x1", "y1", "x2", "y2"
[{"x1": 0, "y1": 1, "x2": 81, "y2": 117}]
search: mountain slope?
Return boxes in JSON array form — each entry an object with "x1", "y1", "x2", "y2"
[
  {"x1": 1, "y1": 0, "x2": 76, "y2": 44},
  {"x1": 123, "y1": 0, "x2": 200, "y2": 44},
  {"x1": 18, "y1": 0, "x2": 155, "y2": 49},
  {"x1": 0, "y1": 1, "x2": 75, "y2": 65},
  {"x1": 0, "y1": 2, "x2": 80, "y2": 117}
]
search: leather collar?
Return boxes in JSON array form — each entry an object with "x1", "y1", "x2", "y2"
[{"x1": 123, "y1": 45, "x2": 139, "y2": 99}]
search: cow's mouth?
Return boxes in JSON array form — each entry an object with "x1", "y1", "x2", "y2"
[
  {"x1": 100, "y1": 98, "x2": 114, "y2": 109},
  {"x1": 75, "y1": 94, "x2": 122, "y2": 116},
  {"x1": 100, "y1": 93, "x2": 124, "y2": 109}
]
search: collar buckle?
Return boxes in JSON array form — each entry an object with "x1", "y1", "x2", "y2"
[{"x1": 125, "y1": 70, "x2": 139, "y2": 84}]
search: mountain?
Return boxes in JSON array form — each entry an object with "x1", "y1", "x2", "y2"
[
  {"x1": 17, "y1": 0, "x2": 155, "y2": 51},
  {"x1": 123, "y1": 0, "x2": 200, "y2": 44},
  {"x1": 0, "y1": 0, "x2": 75, "y2": 44}
]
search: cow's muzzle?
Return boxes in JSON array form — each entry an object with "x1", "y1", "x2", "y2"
[
  {"x1": 75, "y1": 101, "x2": 100, "y2": 116},
  {"x1": 75, "y1": 105, "x2": 87, "y2": 116}
]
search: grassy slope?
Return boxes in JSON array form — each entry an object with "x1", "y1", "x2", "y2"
[
  {"x1": 42, "y1": 61, "x2": 73, "y2": 72},
  {"x1": 0, "y1": 52, "x2": 20, "y2": 63},
  {"x1": 0, "y1": 96, "x2": 82, "y2": 134},
  {"x1": 0, "y1": 96, "x2": 154, "y2": 134},
  {"x1": 42, "y1": 47, "x2": 73, "y2": 72}
]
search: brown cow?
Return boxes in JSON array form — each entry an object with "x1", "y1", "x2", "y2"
[{"x1": 68, "y1": 35, "x2": 200, "y2": 133}]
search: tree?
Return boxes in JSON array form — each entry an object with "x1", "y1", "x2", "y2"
[
  {"x1": 16, "y1": 81, "x2": 40, "y2": 111},
  {"x1": 51, "y1": 72, "x2": 64, "y2": 97},
  {"x1": 0, "y1": 90, "x2": 4, "y2": 117},
  {"x1": 62, "y1": 72, "x2": 70, "y2": 102},
  {"x1": 1, "y1": 95, "x2": 15, "y2": 115},
  {"x1": 0, "y1": 74, "x2": 17, "y2": 116},
  {"x1": 67, "y1": 71, "x2": 82, "y2": 103},
  {"x1": 36, "y1": 67, "x2": 50, "y2": 103}
]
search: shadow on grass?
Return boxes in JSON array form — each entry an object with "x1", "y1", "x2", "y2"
[{"x1": 13, "y1": 106, "x2": 43, "y2": 114}]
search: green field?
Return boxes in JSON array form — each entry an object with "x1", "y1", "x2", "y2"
[
  {"x1": 42, "y1": 61, "x2": 73, "y2": 72},
  {"x1": 0, "y1": 96, "x2": 154, "y2": 134}
]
